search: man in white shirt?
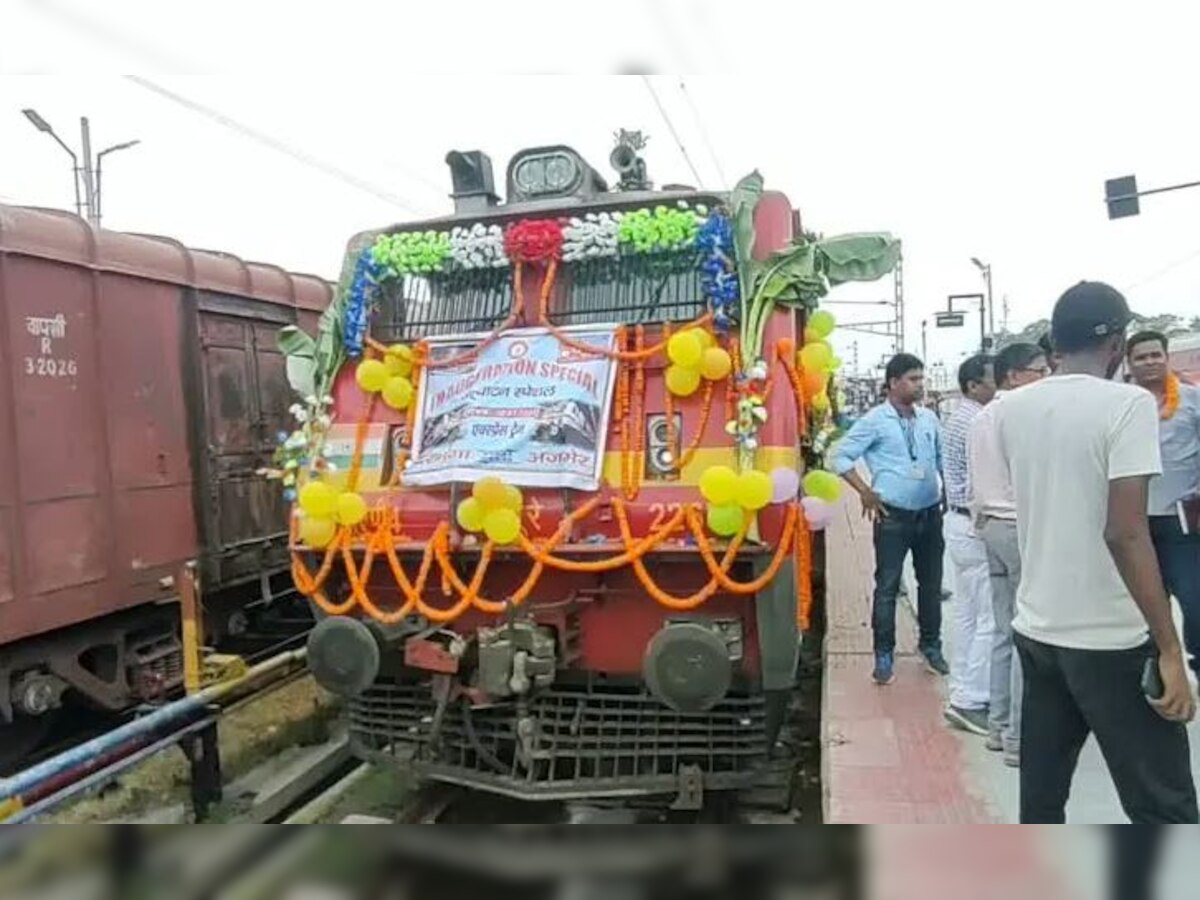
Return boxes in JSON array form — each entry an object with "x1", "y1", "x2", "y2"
[
  {"x1": 997, "y1": 281, "x2": 1196, "y2": 824},
  {"x1": 968, "y1": 342, "x2": 1050, "y2": 767},
  {"x1": 941, "y1": 355, "x2": 996, "y2": 737}
]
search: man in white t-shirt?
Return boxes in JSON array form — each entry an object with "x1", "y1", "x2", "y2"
[{"x1": 997, "y1": 281, "x2": 1197, "y2": 824}]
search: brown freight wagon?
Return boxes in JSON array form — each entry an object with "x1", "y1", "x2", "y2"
[{"x1": 0, "y1": 204, "x2": 330, "y2": 762}]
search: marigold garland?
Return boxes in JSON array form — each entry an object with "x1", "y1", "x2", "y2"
[
  {"x1": 292, "y1": 497, "x2": 803, "y2": 623},
  {"x1": 777, "y1": 338, "x2": 808, "y2": 438},
  {"x1": 291, "y1": 309, "x2": 819, "y2": 626},
  {"x1": 1162, "y1": 372, "x2": 1181, "y2": 421},
  {"x1": 623, "y1": 326, "x2": 647, "y2": 500}
]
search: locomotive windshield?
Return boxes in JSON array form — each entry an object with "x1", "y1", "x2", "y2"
[{"x1": 372, "y1": 244, "x2": 708, "y2": 342}]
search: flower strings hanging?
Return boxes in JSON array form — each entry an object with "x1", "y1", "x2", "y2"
[
  {"x1": 342, "y1": 248, "x2": 384, "y2": 359},
  {"x1": 697, "y1": 212, "x2": 738, "y2": 332}
]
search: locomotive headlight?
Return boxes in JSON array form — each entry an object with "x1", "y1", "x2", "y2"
[{"x1": 512, "y1": 150, "x2": 582, "y2": 198}]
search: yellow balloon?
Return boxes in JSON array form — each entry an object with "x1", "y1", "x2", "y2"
[
  {"x1": 666, "y1": 331, "x2": 704, "y2": 368},
  {"x1": 483, "y1": 508, "x2": 521, "y2": 545},
  {"x1": 298, "y1": 481, "x2": 338, "y2": 519},
  {"x1": 799, "y1": 340, "x2": 833, "y2": 373},
  {"x1": 298, "y1": 515, "x2": 338, "y2": 549},
  {"x1": 803, "y1": 470, "x2": 842, "y2": 503},
  {"x1": 700, "y1": 465, "x2": 738, "y2": 506},
  {"x1": 502, "y1": 484, "x2": 524, "y2": 513},
  {"x1": 812, "y1": 391, "x2": 831, "y2": 412},
  {"x1": 384, "y1": 344, "x2": 414, "y2": 377},
  {"x1": 665, "y1": 364, "x2": 701, "y2": 397},
  {"x1": 808, "y1": 309, "x2": 836, "y2": 339},
  {"x1": 707, "y1": 504, "x2": 744, "y2": 537},
  {"x1": 381, "y1": 376, "x2": 414, "y2": 410},
  {"x1": 456, "y1": 497, "x2": 485, "y2": 532},
  {"x1": 699, "y1": 347, "x2": 733, "y2": 381},
  {"x1": 736, "y1": 470, "x2": 772, "y2": 511},
  {"x1": 804, "y1": 326, "x2": 821, "y2": 345},
  {"x1": 335, "y1": 491, "x2": 368, "y2": 526},
  {"x1": 693, "y1": 329, "x2": 716, "y2": 350},
  {"x1": 473, "y1": 476, "x2": 509, "y2": 510},
  {"x1": 355, "y1": 359, "x2": 389, "y2": 393}
]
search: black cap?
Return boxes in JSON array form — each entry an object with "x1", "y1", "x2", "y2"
[{"x1": 1051, "y1": 281, "x2": 1131, "y2": 353}]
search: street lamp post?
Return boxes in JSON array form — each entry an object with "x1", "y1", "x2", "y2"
[
  {"x1": 95, "y1": 139, "x2": 141, "y2": 227},
  {"x1": 921, "y1": 319, "x2": 928, "y2": 363},
  {"x1": 22, "y1": 109, "x2": 82, "y2": 218},
  {"x1": 971, "y1": 257, "x2": 994, "y2": 344},
  {"x1": 20, "y1": 109, "x2": 139, "y2": 227}
]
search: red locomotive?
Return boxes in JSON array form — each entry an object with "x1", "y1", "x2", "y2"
[
  {"x1": 296, "y1": 139, "x2": 895, "y2": 808},
  {"x1": 0, "y1": 204, "x2": 330, "y2": 766}
]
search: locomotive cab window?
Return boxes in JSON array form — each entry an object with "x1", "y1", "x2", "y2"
[
  {"x1": 546, "y1": 251, "x2": 706, "y2": 327},
  {"x1": 372, "y1": 267, "x2": 513, "y2": 343}
]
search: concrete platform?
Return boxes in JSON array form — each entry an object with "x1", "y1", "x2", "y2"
[
  {"x1": 821, "y1": 500, "x2": 996, "y2": 824},
  {"x1": 820, "y1": 497, "x2": 1200, "y2": 826}
]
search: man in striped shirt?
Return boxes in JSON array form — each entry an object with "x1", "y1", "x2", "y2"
[{"x1": 941, "y1": 354, "x2": 997, "y2": 735}]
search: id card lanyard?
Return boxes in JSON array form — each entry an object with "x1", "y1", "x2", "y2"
[{"x1": 899, "y1": 416, "x2": 925, "y2": 479}]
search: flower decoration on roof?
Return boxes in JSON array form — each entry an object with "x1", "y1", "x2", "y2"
[
  {"x1": 616, "y1": 204, "x2": 703, "y2": 254},
  {"x1": 562, "y1": 212, "x2": 621, "y2": 262},
  {"x1": 504, "y1": 219, "x2": 564, "y2": 264},
  {"x1": 372, "y1": 231, "x2": 452, "y2": 276},
  {"x1": 449, "y1": 224, "x2": 508, "y2": 270}
]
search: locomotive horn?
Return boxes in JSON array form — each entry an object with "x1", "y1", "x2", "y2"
[{"x1": 610, "y1": 142, "x2": 638, "y2": 175}]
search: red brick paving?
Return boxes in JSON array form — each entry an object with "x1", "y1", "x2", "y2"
[{"x1": 821, "y1": 500, "x2": 997, "y2": 823}]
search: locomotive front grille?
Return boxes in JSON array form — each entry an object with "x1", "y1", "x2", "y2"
[{"x1": 348, "y1": 678, "x2": 771, "y2": 800}]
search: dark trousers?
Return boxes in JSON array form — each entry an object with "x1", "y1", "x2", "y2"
[
  {"x1": 1150, "y1": 514, "x2": 1200, "y2": 676},
  {"x1": 871, "y1": 504, "x2": 944, "y2": 656},
  {"x1": 1109, "y1": 826, "x2": 1165, "y2": 900},
  {"x1": 1015, "y1": 633, "x2": 1198, "y2": 824}
]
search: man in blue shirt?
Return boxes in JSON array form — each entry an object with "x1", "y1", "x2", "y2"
[{"x1": 832, "y1": 353, "x2": 948, "y2": 685}]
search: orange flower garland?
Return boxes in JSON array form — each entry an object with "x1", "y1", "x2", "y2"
[
  {"x1": 621, "y1": 326, "x2": 647, "y2": 500},
  {"x1": 777, "y1": 338, "x2": 808, "y2": 438},
  {"x1": 1162, "y1": 372, "x2": 1181, "y2": 421},
  {"x1": 794, "y1": 502, "x2": 813, "y2": 630},
  {"x1": 293, "y1": 497, "x2": 803, "y2": 624},
  {"x1": 290, "y1": 314, "x2": 821, "y2": 628}
]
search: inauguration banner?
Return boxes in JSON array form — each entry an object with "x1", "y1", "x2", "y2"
[{"x1": 405, "y1": 326, "x2": 619, "y2": 490}]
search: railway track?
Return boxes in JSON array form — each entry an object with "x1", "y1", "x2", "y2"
[{"x1": 0, "y1": 612, "x2": 313, "y2": 779}]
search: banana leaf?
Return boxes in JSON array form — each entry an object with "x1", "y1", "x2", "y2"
[
  {"x1": 818, "y1": 233, "x2": 902, "y2": 285},
  {"x1": 278, "y1": 326, "x2": 317, "y2": 399}
]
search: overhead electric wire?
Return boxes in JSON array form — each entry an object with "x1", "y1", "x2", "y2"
[
  {"x1": 1123, "y1": 245, "x2": 1200, "y2": 293},
  {"x1": 121, "y1": 75, "x2": 434, "y2": 215},
  {"x1": 677, "y1": 80, "x2": 728, "y2": 189},
  {"x1": 639, "y1": 75, "x2": 705, "y2": 189}
]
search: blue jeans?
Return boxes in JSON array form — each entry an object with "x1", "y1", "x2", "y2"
[
  {"x1": 1151, "y1": 514, "x2": 1200, "y2": 675},
  {"x1": 872, "y1": 504, "x2": 944, "y2": 656}
]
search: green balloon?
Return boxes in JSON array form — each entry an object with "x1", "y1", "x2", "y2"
[
  {"x1": 809, "y1": 309, "x2": 836, "y2": 338},
  {"x1": 802, "y1": 469, "x2": 842, "y2": 503},
  {"x1": 706, "y1": 504, "x2": 745, "y2": 537}
]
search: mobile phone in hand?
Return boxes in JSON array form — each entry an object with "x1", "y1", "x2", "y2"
[{"x1": 1141, "y1": 655, "x2": 1164, "y2": 701}]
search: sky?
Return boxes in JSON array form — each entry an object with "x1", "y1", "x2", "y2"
[{"x1": 4, "y1": 0, "x2": 1200, "y2": 384}]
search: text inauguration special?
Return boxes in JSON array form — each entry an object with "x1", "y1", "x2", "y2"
[{"x1": 405, "y1": 326, "x2": 619, "y2": 490}]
